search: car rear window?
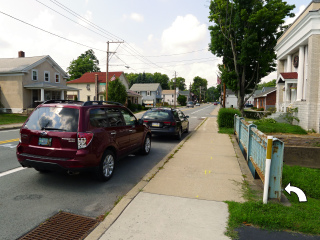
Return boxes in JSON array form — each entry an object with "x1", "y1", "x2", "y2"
[
  {"x1": 142, "y1": 110, "x2": 172, "y2": 120},
  {"x1": 23, "y1": 106, "x2": 79, "y2": 132}
]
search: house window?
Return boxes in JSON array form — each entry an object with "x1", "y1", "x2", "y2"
[
  {"x1": 87, "y1": 96, "x2": 91, "y2": 101},
  {"x1": 147, "y1": 91, "x2": 151, "y2": 96},
  {"x1": 137, "y1": 91, "x2": 140, "y2": 95},
  {"x1": 55, "y1": 73, "x2": 60, "y2": 83},
  {"x1": 44, "y1": 71, "x2": 50, "y2": 82},
  {"x1": 99, "y1": 95, "x2": 104, "y2": 101},
  {"x1": 32, "y1": 70, "x2": 38, "y2": 81},
  {"x1": 86, "y1": 84, "x2": 90, "y2": 90}
]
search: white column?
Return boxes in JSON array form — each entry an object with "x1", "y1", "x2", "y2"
[
  {"x1": 287, "y1": 55, "x2": 292, "y2": 72},
  {"x1": 303, "y1": 45, "x2": 308, "y2": 100},
  {"x1": 297, "y1": 46, "x2": 305, "y2": 101},
  {"x1": 61, "y1": 90, "x2": 65, "y2": 100},
  {"x1": 40, "y1": 89, "x2": 44, "y2": 101}
]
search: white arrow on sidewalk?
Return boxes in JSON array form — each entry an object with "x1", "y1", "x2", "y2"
[{"x1": 285, "y1": 183, "x2": 307, "y2": 202}]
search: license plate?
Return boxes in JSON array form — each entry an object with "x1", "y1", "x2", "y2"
[
  {"x1": 152, "y1": 122, "x2": 160, "y2": 127},
  {"x1": 38, "y1": 137, "x2": 52, "y2": 146}
]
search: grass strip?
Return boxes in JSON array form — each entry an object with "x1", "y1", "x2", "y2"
[
  {"x1": 253, "y1": 122, "x2": 307, "y2": 135},
  {"x1": 0, "y1": 114, "x2": 28, "y2": 125},
  {"x1": 226, "y1": 165, "x2": 320, "y2": 238}
]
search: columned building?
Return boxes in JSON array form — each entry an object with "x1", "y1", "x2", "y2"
[{"x1": 275, "y1": 0, "x2": 320, "y2": 132}]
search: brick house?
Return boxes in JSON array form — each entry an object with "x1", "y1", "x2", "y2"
[{"x1": 253, "y1": 87, "x2": 276, "y2": 110}]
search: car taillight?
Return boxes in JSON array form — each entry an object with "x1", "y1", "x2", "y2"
[
  {"x1": 77, "y1": 132, "x2": 94, "y2": 149},
  {"x1": 163, "y1": 121, "x2": 176, "y2": 126}
]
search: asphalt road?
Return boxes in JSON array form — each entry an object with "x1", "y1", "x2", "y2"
[{"x1": 0, "y1": 104, "x2": 216, "y2": 240}]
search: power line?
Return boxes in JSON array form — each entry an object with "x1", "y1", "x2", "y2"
[
  {"x1": 117, "y1": 48, "x2": 208, "y2": 57},
  {"x1": 0, "y1": 10, "x2": 106, "y2": 53}
]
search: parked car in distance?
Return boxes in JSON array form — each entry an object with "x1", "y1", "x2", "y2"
[
  {"x1": 244, "y1": 103, "x2": 254, "y2": 108},
  {"x1": 140, "y1": 108, "x2": 189, "y2": 140},
  {"x1": 16, "y1": 100, "x2": 151, "y2": 181},
  {"x1": 214, "y1": 102, "x2": 218, "y2": 105},
  {"x1": 186, "y1": 101, "x2": 194, "y2": 108},
  {"x1": 195, "y1": 102, "x2": 200, "y2": 106}
]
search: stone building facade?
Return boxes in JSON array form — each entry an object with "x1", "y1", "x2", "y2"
[{"x1": 275, "y1": 0, "x2": 320, "y2": 132}]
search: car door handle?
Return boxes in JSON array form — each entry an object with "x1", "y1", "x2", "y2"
[{"x1": 110, "y1": 131, "x2": 117, "y2": 135}]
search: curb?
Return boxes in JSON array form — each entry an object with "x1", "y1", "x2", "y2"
[{"x1": 85, "y1": 117, "x2": 207, "y2": 240}]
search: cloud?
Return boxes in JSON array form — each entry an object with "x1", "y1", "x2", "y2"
[
  {"x1": 285, "y1": 5, "x2": 306, "y2": 26},
  {"x1": 122, "y1": 13, "x2": 144, "y2": 22},
  {"x1": 161, "y1": 14, "x2": 207, "y2": 53}
]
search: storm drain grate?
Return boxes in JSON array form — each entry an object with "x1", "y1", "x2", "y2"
[{"x1": 19, "y1": 212, "x2": 99, "y2": 240}]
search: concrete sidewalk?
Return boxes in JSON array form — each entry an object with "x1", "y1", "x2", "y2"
[{"x1": 87, "y1": 107, "x2": 252, "y2": 240}]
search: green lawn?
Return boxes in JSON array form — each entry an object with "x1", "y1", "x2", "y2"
[
  {"x1": 226, "y1": 165, "x2": 320, "y2": 238},
  {"x1": 0, "y1": 114, "x2": 28, "y2": 125},
  {"x1": 253, "y1": 121, "x2": 308, "y2": 135}
]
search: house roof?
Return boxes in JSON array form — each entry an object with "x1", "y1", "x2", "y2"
[
  {"x1": 24, "y1": 82, "x2": 78, "y2": 91},
  {"x1": 127, "y1": 89, "x2": 142, "y2": 97},
  {"x1": 254, "y1": 87, "x2": 276, "y2": 98},
  {"x1": 0, "y1": 55, "x2": 68, "y2": 77},
  {"x1": 279, "y1": 72, "x2": 298, "y2": 79},
  {"x1": 162, "y1": 90, "x2": 175, "y2": 95},
  {"x1": 179, "y1": 90, "x2": 190, "y2": 95},
  {"x1": 130, "y1": 83, "x2": 161, "y2": 91},
  {"x1": 67, "y1": 72, "x2": 123, "y2": 84}
]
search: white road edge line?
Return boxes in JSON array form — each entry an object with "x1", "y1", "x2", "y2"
[{"x1": 0, "y1": 167, "x2": 25, "y2": 178}]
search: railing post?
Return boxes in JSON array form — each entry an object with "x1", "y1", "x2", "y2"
[
  {"x1": 263, "y1": 136, "x2": 273, "y2": 204},
  {"x1": 247, "y1": 124, "x2": 257, "y2": 162},
  {"x1": 269, "y1": 139, "x2": 284, "y2": 201}
]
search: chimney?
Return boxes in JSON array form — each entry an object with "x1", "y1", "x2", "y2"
[{"x1": 18, "y1": 51, "x2": 25, "y2": 58}]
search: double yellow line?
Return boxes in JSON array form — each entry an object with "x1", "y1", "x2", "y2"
[{"x1": 0, "y1": 138, "x2": 20, "y2": 145}]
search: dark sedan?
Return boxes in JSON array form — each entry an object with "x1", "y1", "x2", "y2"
[{"x1": 141, "y1": 108, "x2": 189, "y2": 140}]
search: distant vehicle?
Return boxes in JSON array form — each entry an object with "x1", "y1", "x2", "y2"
[
  {"x1": 16, "y1": 100, "x2": 151, "y2": 181},
  {"x1": 141, "y1": 108, "x2": 189, "y2": 140},
  {"x1": 244, "y1": 103, "x2": 254, "y2": 108},
  {"x1": 186, "y1": 101, "x2": 194, "y2": 108},
  {"x1": 195, "y1": 102, "x2": 200, "y2": 106},
  {"x1": 214, "y1": 102, "x2": 218, "y2": 105}
]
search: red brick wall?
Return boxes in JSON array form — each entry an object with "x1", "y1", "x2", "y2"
[{"x1": 266, "y1": 91, "x2": 276, "y2": 105}]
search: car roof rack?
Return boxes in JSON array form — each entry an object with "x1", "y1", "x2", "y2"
[
  {"x1": 82, "y1": 101, "x2": 124, "y2": 106},
  {"x1": 42, "y1": 100, "x2": 83, "y2": 104}
]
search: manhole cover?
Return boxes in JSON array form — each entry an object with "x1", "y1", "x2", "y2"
[{"x1": 19, "y1": 212, "x2": 99, "y2": 240}]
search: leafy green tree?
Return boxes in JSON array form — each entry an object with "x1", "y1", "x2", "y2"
[
  {"x1": 153, "y1": 72, "x2": 170, "y2": 90},
  {"x1": 191, "y1": 76, "x2": 208, "y2": 102},
  {"x1": 177, "y1": 95, "x2": 187, "y2": 106},
  {"x1": 105, "y1": 78, "x2": 127, "y2": 104},
  {"x1": 208, "y1": 0, "x2": 294, "y2": 113},
  {"x1": 257, "y1": 79, "x2": 276, "y2": 90},
  {"x1": 169, "y1": 77, "x2": 186, "y2": 91},
  {"x1": 67, "y1": 49, "x2": 101, "y2": 80}
]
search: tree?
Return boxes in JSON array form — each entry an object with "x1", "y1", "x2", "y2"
[
  {"x1": 105, "y1": 78, "x2": 127, "y2": 104},
  {"x1": 169, "y1": 77, "x2": 186, "y2": 91},
  {"x1": 177, "y1": 95, "x2": 187, "y2": 106},
  {"x1": 257, "y1": 79, "x2": 276, "y2": 90},
  {"x1": 208, "y1": 0, "x2": 294, "y2": 113},
  {"x1": 67, "y1": 49, "x2": 101, "y2": 80},
  {"x1": 191, "y1": 76, "x2": 208, "y2": 102}
]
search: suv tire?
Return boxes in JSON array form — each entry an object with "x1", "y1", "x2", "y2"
[
  {"x1": 96, "y1": 150, "x2": 115, "y2": 181},
  {"x1": 176, "y1": 127, "x2": 182, "y2": 140},
  {"x1": 140, "y1": 134, "x2": 151, "y2": 155}
]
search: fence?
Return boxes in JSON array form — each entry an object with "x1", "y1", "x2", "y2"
[{"x1": 234, "y1": 114, "x2": 284, "y2": 201}]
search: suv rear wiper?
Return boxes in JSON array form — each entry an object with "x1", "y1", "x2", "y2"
[{"x1": 41, "y1": 127, "x2": 67, "y2": 131}]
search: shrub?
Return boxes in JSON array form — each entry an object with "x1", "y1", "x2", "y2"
[
  {"x1": 257, "y1": 107, "x2": 264, "y2": 111},
  {"x1": 218, "y1": 108, "x2": 241, "y2": 128},
  {"x1": 268, "y1": 107, "x2": 276, "y2": 113}
]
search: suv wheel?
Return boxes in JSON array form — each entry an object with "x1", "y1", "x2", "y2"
[
  {"x1": 140, "y1": 134, "x2": 151, "y2": 155},
  {"x1": 96, "y1": 150, "x2": 115, "y2": 181},
  {"x1": 185, "y1": 123, "x2": 189, "y2": 133}
]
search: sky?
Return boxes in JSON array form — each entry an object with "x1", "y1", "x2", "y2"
[{"x1": 0, "y1": 0, "x2": 311, "y2": 88}]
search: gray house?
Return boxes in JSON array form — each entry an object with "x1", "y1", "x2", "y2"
[{"x1": 130, "y1": 83, "x2": 162, "y2": 107}]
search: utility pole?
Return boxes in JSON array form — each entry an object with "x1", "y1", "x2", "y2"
[
  {"x1": 106, "y1": 41, "x2": 124, "y2": 101},
  {"x1": 199, "y1": 86, "x2": 201, "y2": 103}
]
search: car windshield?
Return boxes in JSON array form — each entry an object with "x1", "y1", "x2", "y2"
[
  {"x1": 23, "y1": 106, "x2": 79, "y2": 132},
  {"x1": 188, "y1": 102, "x2": 193, "y2": 104},
  {"x1": 142, "y1": 110, "x2": 171, "y2": 120}
]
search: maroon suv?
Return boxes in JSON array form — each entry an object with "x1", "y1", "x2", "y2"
[{"x1": 16, "y1": 100, "x2": 151, "y2": 181}]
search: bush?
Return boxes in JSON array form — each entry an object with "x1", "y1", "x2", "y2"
[
  {"x1": 218, "y1": 108, "x2": 241, "y2": 128},
  {"x1": 257, "y1": 107, "x2": 264, "y2": 111}
]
